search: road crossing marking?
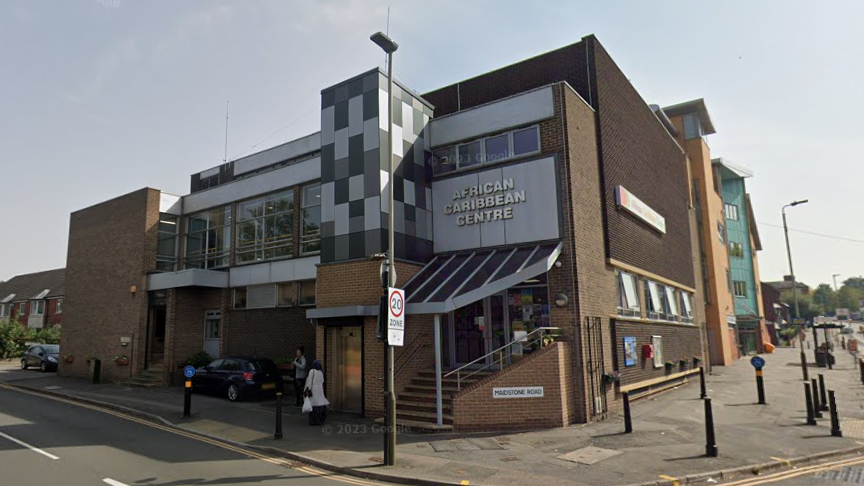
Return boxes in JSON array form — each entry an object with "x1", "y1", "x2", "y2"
[
  {"x1": 103, "y1": 479, "x2": 130, "y2": 486},
  {"x1": 0, "y1": 430, "x2": 59, "y2": 460}
]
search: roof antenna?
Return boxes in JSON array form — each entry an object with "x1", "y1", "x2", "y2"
[{"x1": 223, "y1": 100, "x2": 230, "y2": 163}]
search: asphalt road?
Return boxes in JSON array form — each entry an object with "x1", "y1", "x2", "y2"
[{"x1": 0, "y1": 385, "x2": 392, "y2": 486}]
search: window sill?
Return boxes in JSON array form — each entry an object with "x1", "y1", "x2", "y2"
[{"x1": 610, "y1": 314, "x2": 697, "y2": 328}]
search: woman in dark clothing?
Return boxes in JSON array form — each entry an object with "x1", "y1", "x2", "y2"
[{"x1": 304, "y1": 360, "x2": 329, "y2": 425}]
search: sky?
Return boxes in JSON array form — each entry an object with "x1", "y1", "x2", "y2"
[{"x1": 1, "y1": 0, "x2": 862, "y2": 288}]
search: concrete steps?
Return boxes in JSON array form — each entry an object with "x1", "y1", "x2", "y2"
[{"x1": 393, "y1": 368, "x2": 492, "y2": 431}]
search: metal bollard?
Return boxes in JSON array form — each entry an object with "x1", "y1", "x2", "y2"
[
  {"x1": 756, "y1": 368, "x2": 766, "y2": 405},
  {"x1": 183, "y1": 379, "x2": 192, "y2": 418},
  {"x1": 804, "y1": 383, "x2": 817, "y2": 425},
  {"x1": 623, "y1": 391, "x2": 633, "y2": 434},
  {"x1": 829, "y1": 390, "x2": 842, "y2": 437},
  {"x1": 818, "y1": 374, "x2": 829, "y2": 412},
  {"x1": 800, "y1": 349, "x2": 809, "y2": 381},
  {"x1": 704, "y1": 398, "x2": 718, "y2": 457},
  {"x1": 274, "y1": 391, "x2": 284, "y2": 439},
  {"x1": 859, "y1": 359, "x2": 864, "y2": 385},
  {"x1": 699, "y1": 366, "x2": 707, "y2": 399},
  {"x1": 811, "y1": 378, "x2": 823, "y2": 418}
]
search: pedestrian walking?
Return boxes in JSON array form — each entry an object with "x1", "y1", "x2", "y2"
[
  {"x1": 304, "y1": 360, "x2": 329, "y2": 425},
  {"x1": 293, "y1": 346, "x2": 308, "y2": 407}
]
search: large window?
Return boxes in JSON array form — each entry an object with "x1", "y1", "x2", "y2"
[
  {"x1": 0, "y1": 305, "x2": 7, "y2": 318},
  {"x1": 277, "y1": 282, "x2": 297, "y2": 307},
  {"x1": 683, "y1": 113, "x2": 702, "y2": 140},
  {"x1": 733, "y1": 281, "x2": 748, "y2": 297},
  {"x1": 233, "y1": 281, "x2": 315, "y2": 309},
  {"x1": 681, "y1": 293, "x2": 694, "y2": 324},
  {"x1": 300, "y1": 184, "x2": 321, "y2": 255},
  {"x1": 725, "y1": 203, "x2": 739, "y2": 221},
  {"x1": 237, "y1": 190, "x2": 294, "y2": 263},
  {"x1": 157, "y1": 214, "x2": 179, "y2": 271},
  {"x1": 185, "y1": 206, "x2": 232, "y2": 269},
  {"x1": 729, "y1": 241, "x2": 744, "y2": 258},
  {"x1": 29, "y1": 300, "x2": 45, "y2": 315},
  {"x1": 664, "y1": 286, "x2": 679, "y2": 321},
  {"x1": 617, "y1": 271, "x2": 640, "y2": 317},
  {"x1": 299, "y1": 280, "x2": 316, "y2": 306},
  {"x1": 645, "y1": 280, "x2": 679, "y2": 322},
  {"x1": 431, "y1": 125, "x2": 541, "y2": 175}
]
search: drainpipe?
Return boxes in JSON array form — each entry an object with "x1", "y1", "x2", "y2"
[{"x1": 434, "y1": 313, "x2": 443, "y2": 426}]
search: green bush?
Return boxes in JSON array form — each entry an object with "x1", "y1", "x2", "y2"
[
  {"x1": 184, "y1": 351, "x2": 214, "y2": 369},
  {"x1": 0, "y1": 319, "x2": 29, "y2": 359},
  {"x1": 30, "y1": 325, "x2": 61, "y2": 345}
]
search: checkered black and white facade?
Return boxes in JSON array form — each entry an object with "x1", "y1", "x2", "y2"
[{"x1": 319, "y1": 69, "x2": 434, "y2": 264}]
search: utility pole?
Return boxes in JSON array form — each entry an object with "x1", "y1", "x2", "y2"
[
  {"x1": 371, "y1": 30, "x2": 399, "y2": 467},
  {"x1": 783, "y1": 200, "x2": 809, "y2": 380}
]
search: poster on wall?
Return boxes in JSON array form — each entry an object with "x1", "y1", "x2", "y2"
[
  {"x1": 652, "y1": 335, "x2": 663, "y2": 368},
  {"x1": 623, "y1": 337, "x2": 637, "y2": 367}
]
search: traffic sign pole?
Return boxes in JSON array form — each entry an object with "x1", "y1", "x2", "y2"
[
  {"x1": 750, "y1": 356, "x2": 766, "y2": 405},
  {"x1": 183, "y1": 365, "x2": 196, "y2": 418}
]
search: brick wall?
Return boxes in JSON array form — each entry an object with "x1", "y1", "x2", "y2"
[
  {"x1": 612, "y1": 319, "x2": 703, "y2": 386},
  {"x1": 452, "y1": 343, "x2": 569, "y2": 431},
  {"x1": 161, "y1": 287, "x2": 229, "y2": 382},
  {"x1": 317, "y1": 259, "x2": 423, "y2": 308},
  {"x1": 46, "y1": 298, "x2": 63, "y2": 327},
  {"x1": 224, "y1": 306, "x2": 316, "y2": 363},
  {"x1": 60, "y1": 188, "x2": 160, "y2": 382}
]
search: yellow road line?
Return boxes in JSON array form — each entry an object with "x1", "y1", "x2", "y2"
[
  {"x1": 722, "y1": 454, "x2": 864, "y2": 486},
  {"x1": 0, "y1": 383, "x2": 384, "y2": 486},
  {"x1": 658, "y1": 474, "x2": 679, "y2": 485}
]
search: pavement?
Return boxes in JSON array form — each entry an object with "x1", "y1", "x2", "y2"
[{"x1": 3, "y1": 329, "x2": 864, "y2": 486}]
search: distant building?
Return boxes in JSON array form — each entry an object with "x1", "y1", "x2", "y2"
[
  {"x1": 764, "y1": 277, "x2": 810, "y2": 295},
  {"x1": 0, "y1": 268, "x2": 65, "y2": 329}
]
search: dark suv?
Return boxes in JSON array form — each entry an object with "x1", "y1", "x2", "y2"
[{"x1": 191, "y1": 357, "x2": 282, "y2": 401}]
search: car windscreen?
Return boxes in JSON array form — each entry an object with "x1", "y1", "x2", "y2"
[
  {"x1": 246, "y1": 360, "x2": 276, "y2": 373},
  {"x1": 42, "y1": 345, "x2": 60, "y2": 354}
]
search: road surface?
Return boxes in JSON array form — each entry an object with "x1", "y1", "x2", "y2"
[{"x1": 0, "y1": 384, "x2": 392, "y2": 486}]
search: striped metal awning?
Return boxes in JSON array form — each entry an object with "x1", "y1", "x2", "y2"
[{"x1": 404, "y1": 242, "x2": 562, "y2": 315}]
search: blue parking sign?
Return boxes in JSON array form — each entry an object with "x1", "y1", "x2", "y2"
[
  {"x1": 184, "y1": 365, "x2": 196, "y2": 378},
  {"x1": 750, "y1": 356, "x2": 765, "y2": 370}
]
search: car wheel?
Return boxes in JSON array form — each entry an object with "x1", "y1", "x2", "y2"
[
  {"x1": 227, "y1": 384, "x2": 240, "y2": 402},
  {"x1": 21, "y1": 360, "x2": 27, "y2": 370},
  {"x1": 40, "y1": 361, "x2": 47, "y2": 372}
]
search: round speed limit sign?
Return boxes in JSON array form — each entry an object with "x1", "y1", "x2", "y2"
[{"x1": 387, "y1": 287, "x2": 405, "y2": 346}]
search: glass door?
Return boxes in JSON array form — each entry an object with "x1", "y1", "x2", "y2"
[
  {"x1": 453, "y1": 301, "x2": 485, "y2": 366},
  {"x1": 486, "y1": 293, "x2": 510, "y2": 368}
]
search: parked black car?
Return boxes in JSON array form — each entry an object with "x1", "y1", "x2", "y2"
[
  {"x1": 191, "y1": 357, "x2": 282, "y2": 401},
  {"x1": 21, "y1": 344, "x2": 60, "y2": 372}
]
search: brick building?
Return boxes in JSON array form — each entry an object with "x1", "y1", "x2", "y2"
[
  {"x1": 0, "y1": 268, "x2": 65, "y2": 329},
  {"x1": 61, "y1": 34, "x2": 709, "y2": 430}
]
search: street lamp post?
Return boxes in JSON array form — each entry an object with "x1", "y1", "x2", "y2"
[
  {"x1": 371, "y1": 31, "x2": 398, "y2": 467},
  {"x1": 783, "y1": 199, "x2": 809, "y2": 380},
  {"x1": 833, "y1": 274, "x2": 841, "y2": 293}
]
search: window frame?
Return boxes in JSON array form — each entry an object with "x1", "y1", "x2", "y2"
[
  {"x1": 204, "y1": 309, "x2": 221, "y2": 339},
  {"x1": 733, "y1": 280, "x2": 748, "y2": 298},
  {"x1": 644, "y1": 280, "x2": 664, "y2": 321},
  {"x1": 664, "y1": 286, "x2": 679, "y2": 321},
  {"x1": 0, "y1": 304, "x2": 7, "y2": 318},
  {"x1": 298, "y1": 280, "x2": 316, "y2": 306},
  {"x1": 156, "y1": 213, "x2": 179, "y2": 272},
  {"x1": 681, "y1": 293, "x2": 694, "y2": 324},
  {"x1": 431, "y1": 125, "x2": 541, "y2": 176},
  {"x1": 18, "y1": 302, "x2": 26, "y2": 316},
  {"x1": 277, "y1": 282, "x2": 298, "y2": 307},
  {"x1": 55, "y1": 299, "x2": 63, "y2": 314},
  {"x1": 717, "y1": 222, "x2": 726, "y2": 245},
  {"x1": 184, "y1": 206, "x2": 232, "y2": 270},
  {"x1": 616, "y1": 271, "x2": 641, "y2": 317},
  {"x1": 300, "y1": 183, "x2": 322, "y2": 256},
  {"x1": 30, "y1": 300, "x2": 45, "y2": 316},
  {"x1": 233, "y1": 288, "x2": 248, "y2": 310},
  {"x1": 725, "y1": 203, "x2": 739, "y2": 221},
  {"x1": 236, "y1": 190, "x2": 295, "y2": 264}
]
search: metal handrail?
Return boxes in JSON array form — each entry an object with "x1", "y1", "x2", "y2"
[
  {"x1": 444, "y1": 327, "x2": 560, "y2": 390},
  {"x1": 395, "y1": 341, "x2": 427, "y2": 378},
  {"x1": 380, "y1": 332, "x2": 428, "y2": 380}
]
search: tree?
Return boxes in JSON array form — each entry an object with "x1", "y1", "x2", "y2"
[
  {"x1": 780, "y1": 291, "x2": 818, "y2": 319},
  {"x1": 838, "y1": 286, "x2": 864, "y2": 312},
  {"x1": 812, "y1": 284, "x2": 839, "y2": 315},
  {"x1": 843, "y1": 277, "x2": 864, "y2": 293}
]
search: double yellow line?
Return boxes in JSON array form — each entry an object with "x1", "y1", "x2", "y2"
[
  {"x1": 717, "y1": 452, "x2": 864, "y2": 486},
  {"x1": 0, "y1": 383, "x2": 385, "y2": 486}
]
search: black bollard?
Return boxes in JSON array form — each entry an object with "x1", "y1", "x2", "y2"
[
  {"x1": 804, "y1": 382, "x2": 817, "y2": 425},
  {"x1": 811, "y1": 378, "x2": 823, "y2": 418},
  {"x1": 756, "y1": 369, "x2": 766, "y2": 405},
  {"x1": 859, "y1": 359, "x2": 864, "y2": 385},
  {"x1": 829, "y1": 390, "x2": 842, "y2": 437},
  {"x1": 699, "y1": 366, "x2": 707, "y2": 399},
  {"x1": 183, "y1": 379, "x2": 192, "y2": 418},
  {"x1": 800, "y1": 348, "x2": 809, "y2": 381},
  {"x1": 274, "y1": 391, "x2": 283, "y2": 439},
  {"x1": 704, "y1": 398, "x2": 718, "y2": 457},
  {"x1": 623, "y1": 391, "x2": 633, "y2": 434},
  {"x1": 818, "y1": 374, "x2": 829, "y2": 412}
]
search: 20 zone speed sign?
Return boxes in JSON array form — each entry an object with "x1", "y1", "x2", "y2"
[{"x1": 387, "y1": 288, "x2": 405, "y2": 346}]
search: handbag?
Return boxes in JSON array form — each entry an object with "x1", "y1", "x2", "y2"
[
  {"x1": 302, "y1": 396, "x2": 313, "y2": 413},
  {"x1": 304, "y1": 370, "x2": 315, "y2": 398}
]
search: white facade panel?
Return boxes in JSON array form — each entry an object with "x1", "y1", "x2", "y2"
[{"x1": 233, "y1": 132, "x2": 321, "y2": 176}]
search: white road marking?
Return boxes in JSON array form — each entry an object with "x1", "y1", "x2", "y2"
[
  {"x1": 103, "y1": 479, "x2": 129, "y2": 486},
  {"x1": 0, "y1": 431, "x2": 59, "y2": 460}
]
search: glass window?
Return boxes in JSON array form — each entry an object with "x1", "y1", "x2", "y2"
[
  {"x1": 236, "y1": 190, "x2": 294, "y2": 263},
  {"x1": 157, "y1": 214, "x2": 179, "y2": 272},
  {"x1": 683, "y1": 113, "x2": 702, "y2": 140},
  {"x1": 484, "y1": 134, "x2": 510, "y2": 163},
  {"x1": 220, "y1": 359, "x2": 241, "y2": 371},
  {"x1": 204, "y1": 310, "x2": 221, "y2": 339},
  {"x1": 55, "y1": 299, "x2": 63, "y2": 314},
  {"x1": 233, "y1": 288, "x2": 247, "y2": 309},
  {"x1": 507, "y1": 286, "x2": 550, "y2": 352},
  {"x1": 185, "y1": 206, "x2": 232, "y2": 269},
  {"x1": 0, "y1": 305, "x2": 7, "y2": 318},
  {"x1": 664, "y1": 286, "x2": 679, "y2": 320},
  {"x1": 299, "y1": 280, "x2": 316, "y2": 306},
  {"x1": 457, "y1": 141, "x2": 482, "y2": 169},
  {"x1": 513, "y1": 126, "x2": 540, "y2": 155},
  {"x1": 301, "y1": 184, "x2": 321, "y2": 255},
  {"x1": 432, "y1": 146, "x2": 457, "y2": 175},
  {"x1": 30, "y1": 301, "x2": 45, "y2": 315},
  {"x1": 729, "y1": 241, "x2": 744, "y2": 258},
  {"x1": 617, "y1": 272, "x2": 640, "y2": 316},
  {"x1": 717, "y1": 222, "x2": 726, "y2": 245},
  {"x1": 681, "y1": 293, "x2": 694, "y2": 323},
  {"x1": 725, "y1": 203, "x2": 739, "y2": 221},
  {"x1": 18, "y1": 303, "x2": 26, "y2": 315},
  {"x1": 734, "y1": 281, "x2": 747, "y2": 297},
  {"x1": 645, "y1": 280, "x2": 663, "y2": 319},
  {"x1": 277, "y1": 282, "x2": 297, "y2": 307}
]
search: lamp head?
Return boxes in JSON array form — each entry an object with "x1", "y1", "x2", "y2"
[
  {"x1": 790, "y1": 199, "x2": 809, "y2": 207},
  {"x1": 370, "y1": 32, "x2": 398, "y2": 54}
]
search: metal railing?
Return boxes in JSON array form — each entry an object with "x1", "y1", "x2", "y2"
[
  {"x1": 381, "y1": 332, "x2": 428, "y2": 380},
  {"x1": 443, "y1": 327, "x2": 560, "y2": 390}
]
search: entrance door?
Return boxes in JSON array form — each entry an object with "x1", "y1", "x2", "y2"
[
  {"x1": 486, "y1": 294, "x2": 509, "y2": 367},
  {"x1": 147, "y1": 307, "x2": 167, "y2": 366},
  {"x1": 203, "y1": 310, "x2": 221, "y2": 357},
  {"x1": 453, "y1": 301, "x2": 486, "y2": 366},
  {"x1": 330, "y1": 327, "x2": 362, "y2": 413}
]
